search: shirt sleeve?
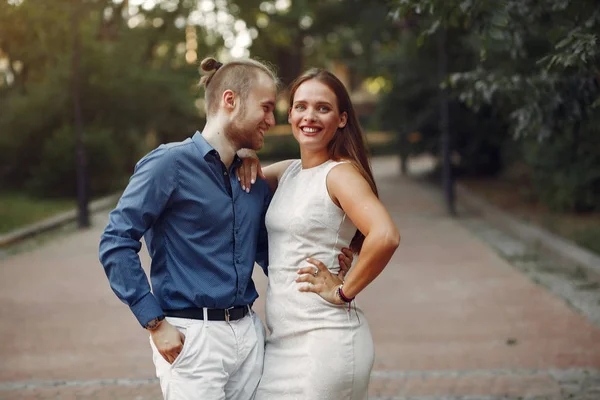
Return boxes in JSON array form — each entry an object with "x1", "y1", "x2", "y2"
[
  {"x1": 98, "y1": 146, "x2": 176, "y2": 327},
  {"x1": 254, "y1": 186, "x2": 271, "y2": 276}
]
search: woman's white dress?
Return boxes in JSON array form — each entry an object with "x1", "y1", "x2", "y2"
[{"x1": 255, "y1": 159, "x2": 374, "y2": 400}]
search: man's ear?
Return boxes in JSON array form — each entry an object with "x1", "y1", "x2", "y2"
[
  {"x1": 223, "y1": 90, "x2": 236, "y2": 111},
  {"x1": 338, "y1": 112, "x2": 348, "y2": 129}
]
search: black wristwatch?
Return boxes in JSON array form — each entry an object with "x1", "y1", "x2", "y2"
[{"x1": 144, "y1": 315, "x2": 165, "y2": 330}]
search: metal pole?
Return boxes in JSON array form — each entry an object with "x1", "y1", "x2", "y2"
[
  {"x1": 437, "y1": 26, "x2": 456, "y2": 216},
  {"x1": 72, "y1": 0, "x2": 89, "y2": 228}
]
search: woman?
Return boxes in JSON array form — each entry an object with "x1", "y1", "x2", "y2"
[{"x1": 240, "y1": 69, "x2": 400, "y2": 399}]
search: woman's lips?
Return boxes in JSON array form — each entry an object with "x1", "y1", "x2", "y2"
[{"x1": 300, "y1": 126, "x2": 322, "y2": 136}]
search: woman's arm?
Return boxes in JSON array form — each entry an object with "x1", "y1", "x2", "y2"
[
  {"x1": 262, "y1": 160, "x2": 295, "y2": 193},
  {"x1": 236, "y1": 149, "x2": 294, "y2": 193},
  {"x1": 327, "y1": 163, "x2": 400, "y2": 298},
  {"x1": 297, "y1": 163, "x2": 400, "y2": 302}
]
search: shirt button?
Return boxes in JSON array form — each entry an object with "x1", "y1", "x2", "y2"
[{"x1": 224, "y1": 171, "x2": 228, "y2": 176}]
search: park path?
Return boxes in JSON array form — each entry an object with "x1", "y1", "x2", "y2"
[{"x1": 1, "y1": 156, "x2": 599, "y2": 399}]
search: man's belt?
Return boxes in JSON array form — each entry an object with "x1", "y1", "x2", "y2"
[{"x1": 164, "y1": 305, "x2": 251, "y2": 322}]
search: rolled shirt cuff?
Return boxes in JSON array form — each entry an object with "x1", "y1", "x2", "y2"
[{"x1": 130, "y1": 292, "x2": 164, "y2": 328}]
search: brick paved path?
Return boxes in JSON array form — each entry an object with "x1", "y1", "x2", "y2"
[{"x1": 1, "y1": 156, "x2": 599, "y2": 399}]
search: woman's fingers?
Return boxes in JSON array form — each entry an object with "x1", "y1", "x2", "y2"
[
  {"x1": 341, "y1": 247, "x2": 353, "y2": 264},
  {"x1": 297, "y1": 266, "x2": 318, "y2": 276},
  {"x1": 297, "y1": 258, "x2": 342, "y2": 300},
  {"x1": 250, "y1": 162, "x2": 258, "y2": 185},
  {"x1": 242, "y1": 163, "x2": 250, "y2": 192},
  {"x1": 305, "y1": 257, "x2": 327, "y2": 271},
  {"x1": 297, "y1": 281, "x2": 322, "y2": 293},
  {"x1": 237, "y1": 163, "x2": 247, "y2": 191},
  {"x1": 237, "y1": 159, "x2": 255, "y2": 192},
  {"x1": 338, "y1": 255, "x2": 350, "y2": 278},
  {"x1": 258, "y1": 164, "x2": 266, "y2": 180},
  {"x1": 295, "y1": 272, "x2": 316, "y2": 284},
  {"x1": 296, "y1": 271, "x2": 323, "y2": 293},
  {"x1": 244, "y1": 162, "x2": 254, "y2": 192}
]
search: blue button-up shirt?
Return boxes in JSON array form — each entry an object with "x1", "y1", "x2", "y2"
[{"x1": 99, "y1": 132, "x2": 271, "y2": 327}]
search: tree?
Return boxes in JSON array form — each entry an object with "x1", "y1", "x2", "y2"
[
  {"x1": 0, "y1": 0, "x2": 214, "y2": 200},
  {"x1": 224, "y1": 0, "x2": 390, "y2": 87},
  {"x1": 389, "y1": 0, "x2": 600, "y2": 211}
]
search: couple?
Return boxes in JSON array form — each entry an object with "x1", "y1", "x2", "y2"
[{"x1": 99, "y1": 56, "x2": 400, "y2": 400}]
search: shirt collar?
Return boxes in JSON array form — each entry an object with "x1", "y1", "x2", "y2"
[
  {"x1": 192, "y1": 131, "x2": 242, "y2": 167},
  {"x1": 192, "y1": 131, "x2": 216, "y2": 159}
]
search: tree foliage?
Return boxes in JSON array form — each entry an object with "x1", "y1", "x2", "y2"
[
  {"x1": 1, "y1": 0, "x2": 598, "y2": 212},
  {"x1": 225, "y1": 0, "x2": 390, "y2": 86},
  {"x1": 0, "y1": 0, "x2": 209, "y2": 197},
  {"x1": 388, "y1": 0, "x2": 600, "y2": 211}
]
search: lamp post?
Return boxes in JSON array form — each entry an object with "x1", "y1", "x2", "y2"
[
  {"x1": 437, "y1": 26, "x2": 455, "y2": 216},
  {"x1": 71, "y1": 0, "x2": 89, "y2": 228}
]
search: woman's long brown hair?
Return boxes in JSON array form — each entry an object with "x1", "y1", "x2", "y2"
[{"x1": 289, "y1": 69, "x2": 379, "y2": 254}]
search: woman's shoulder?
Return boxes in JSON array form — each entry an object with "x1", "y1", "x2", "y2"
[
  {"x1": 323, "y1": 158, "x2": 356, "y2": 174},
  {"x1": 325, "y1": 159, "x2": 368, "y2": 188}
]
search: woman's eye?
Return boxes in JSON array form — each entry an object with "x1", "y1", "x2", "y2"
[
  {"x1": 295, "y1": 105, "x2": 306, "y2": 111},
  {"x1": 318, "y1": 106, "x2": 329, "y2": 112}
]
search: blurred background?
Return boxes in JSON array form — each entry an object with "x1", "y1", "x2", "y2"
[{"x1": 0, "y1": 0, "x2": 598, "y2": 257}]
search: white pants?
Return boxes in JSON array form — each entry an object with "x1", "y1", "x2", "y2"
[{"x1": 149, "y1": 311, "x2": 266, "y2": 400}]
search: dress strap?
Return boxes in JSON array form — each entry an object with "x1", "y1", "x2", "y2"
[{"x1": 322, "y1": 159, "x2": 352, "y2": 178}]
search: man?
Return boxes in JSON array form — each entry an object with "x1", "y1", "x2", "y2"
[{"x1": 99, "y1": 57, "x2": 351, "y2": 400}]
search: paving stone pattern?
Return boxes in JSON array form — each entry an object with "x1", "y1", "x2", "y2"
[{"x1": 1, "y1": 156, "x2": 599, "y2": 399}]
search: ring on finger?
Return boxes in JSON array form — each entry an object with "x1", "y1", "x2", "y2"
[{"x1": 313, "y1": 267, "x2": 319, "y2": 277}]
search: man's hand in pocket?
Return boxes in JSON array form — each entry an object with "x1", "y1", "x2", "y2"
[{"x1": 150, "y1": 320, "x2": 185, "y2": 364}]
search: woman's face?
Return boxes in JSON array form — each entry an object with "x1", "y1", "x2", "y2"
[{"x1": 288, "y1": 79, "x2": 347, "y2": 152}]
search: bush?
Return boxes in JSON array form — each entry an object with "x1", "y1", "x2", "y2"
[
  {"x1": 0, "y1": 71, "x2": 69, "y2": 190},
  {"x1": 26, "y1": 124, "x2": 140, "y2": 198},
  {"x1": 520, "y1": 126, "x2": 600, "y2": 212},
  {"x1": 258, "y1": 133, "x2": 301, "y2": 161}
]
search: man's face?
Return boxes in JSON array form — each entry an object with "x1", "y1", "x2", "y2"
[{"x1": 227, "y1": 72, "x2": 277, "y2": 151}]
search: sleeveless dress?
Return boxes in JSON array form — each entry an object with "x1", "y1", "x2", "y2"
[{"x1": 255, "y1": 159, "x2": 374, "y2": 400}]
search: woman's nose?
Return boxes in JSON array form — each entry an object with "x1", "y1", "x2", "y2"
[{"x1": 303, "y1": 111, "x2": 317, "y2": 121}]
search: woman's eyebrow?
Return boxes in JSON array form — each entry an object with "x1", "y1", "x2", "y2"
[{"x1": 293, "y1": 99, "x2": 333, "y2": 106}]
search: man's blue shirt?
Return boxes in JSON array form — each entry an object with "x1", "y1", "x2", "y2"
[{"x1": 99, "y1": 132, "x2": 271, "y2": 327}]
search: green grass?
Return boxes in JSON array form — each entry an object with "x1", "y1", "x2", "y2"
[
  {"x1": 570, "y1": 226, "x2": 600, "y2": 256},
  {"x1": 459, "y1": 178, "x2": 600, "y2": 257},
  {"x1": 0, "y1": 192, "x2": 75, "y2": 234}
]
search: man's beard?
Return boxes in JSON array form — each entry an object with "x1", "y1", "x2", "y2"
[{"x1": 226, "y1": 119, "x2": 263, "y2": 151}]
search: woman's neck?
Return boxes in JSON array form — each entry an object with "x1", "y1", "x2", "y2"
[{"x1": 300, "y1": 148, "x2": 330, "y2": 169}]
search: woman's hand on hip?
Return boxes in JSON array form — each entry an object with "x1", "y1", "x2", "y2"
[{"x1": 296, "y1": 257, "x2": 345, "y2": 305}]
